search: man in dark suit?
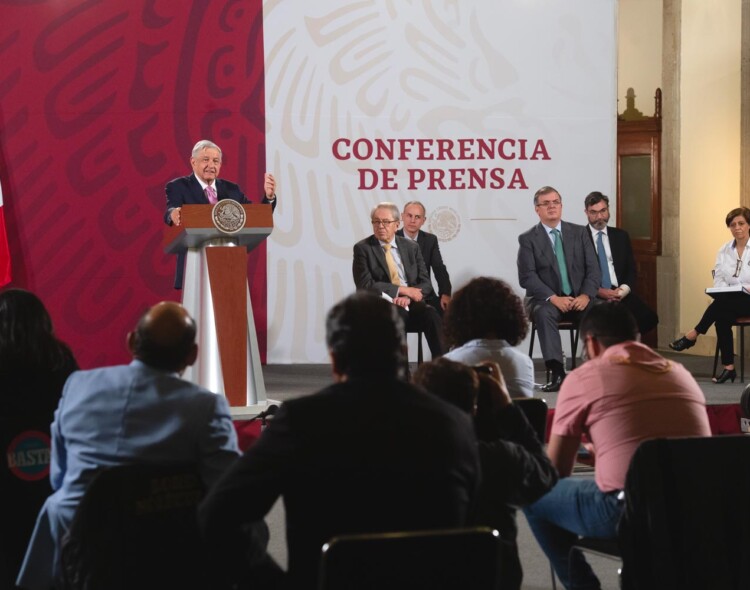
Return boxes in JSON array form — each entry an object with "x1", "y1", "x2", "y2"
[
  {"x1": 584, "y1": 191, "x2": 659, "y2": 335},
  {"x1": 197, "y1": 292, "x2": 480, "y2": 590},
  {"x1": 396, "y1": 200, "x2": 452, "y2": 314},
  {"x1": 353, "y1": 202, "x2": 445, "y2": 357},
  {"x1": 163, "y1": 139, "x2": 277, "y2": 289},
  {"x1": 517, "y1": 186, "x2": 600, "y2": 392}
]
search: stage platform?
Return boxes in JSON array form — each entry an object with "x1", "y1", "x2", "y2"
[{"x1": 263, "y1": 348, "x2": 746, "y2": 408}]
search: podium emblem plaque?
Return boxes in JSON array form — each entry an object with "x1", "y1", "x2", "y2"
[{"x1": 212, "y1": 199, "x2": 246, "y2": 234}]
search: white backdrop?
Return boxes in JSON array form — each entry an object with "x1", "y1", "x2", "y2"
[{"x1": 264, "y1": 0, "x2": 617, "y2": 363}]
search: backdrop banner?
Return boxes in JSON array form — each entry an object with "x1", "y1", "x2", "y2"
[{"x1": 264, "y1": 0, "x2": 617, "y2": 362}]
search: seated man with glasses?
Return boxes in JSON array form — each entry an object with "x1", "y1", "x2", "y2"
[
  {"x1": 353, "y1": 201, "x2": 445, "y2": 359},
  {"x1": 517, "y1": 186, "x2": 600, "y2": 392}
]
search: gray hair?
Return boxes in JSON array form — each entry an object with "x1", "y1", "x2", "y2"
[
  {"x1": 191, "y1": 140, "x2": 222, "y2": 159},
  {"x1": 403, "y1": 200, "x2": 426, "y2": 216},
  {"x1": 371, "y1": 202, "x2": 400, "y2": 222}
]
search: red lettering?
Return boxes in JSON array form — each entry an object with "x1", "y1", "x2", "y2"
[
  {"x1": 332, "y1": 138, "x2": 351, "y2": 160},
  {"x1": 530, "y1": 139, "x2": 550, "y2": 160}
]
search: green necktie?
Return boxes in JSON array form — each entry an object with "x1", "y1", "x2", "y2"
[{"x1": 552, "y1": 229, "x2": 572, "y2": 295}]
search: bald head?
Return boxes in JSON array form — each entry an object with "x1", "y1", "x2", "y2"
[{"x1": 128, "y1": 302, "x2": 198, "y2": 372}]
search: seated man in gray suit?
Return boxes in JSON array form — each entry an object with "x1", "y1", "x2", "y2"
[
  {"x1": 517, "y1": 186, "x2": 600, "y2": 392},
  {"x1": 396, "y1": 200, "x2": 452, "y2": 314},
  {"x1": 353, "y1": 201, "x2": 445, "y2": 358}
]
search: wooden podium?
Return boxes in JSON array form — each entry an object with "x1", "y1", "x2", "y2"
[{"x1": 163, "y1": 202, "x2": 274, "y2": 418}]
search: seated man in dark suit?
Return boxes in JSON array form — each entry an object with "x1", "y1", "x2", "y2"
[
  {"x1": 353, "y1": 201, "x2": 445, "y2": 357},
  {"x1": 584, "y1": 191, "x2": 659, "y2": 335},
  {"x1": 396, "y1": 200, "x2": 452, "y2": 314},
  {"x1": 197, "y1": 292, "x2": 480, "y2": 590},
  {"x1": 163, "y1": 139, "x2": 277, "y2": 289},
  {"x1": 517, "y1": 186, "x2": 600, "y2": 392}
]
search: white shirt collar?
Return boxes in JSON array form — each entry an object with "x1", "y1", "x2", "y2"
[{"x1": 193, "y1": 174, "x2": 216, "y2": 192}]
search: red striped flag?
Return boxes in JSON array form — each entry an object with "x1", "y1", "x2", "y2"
[{"x1": 0, "y1": 181, "x2": 11, "y2": 287}]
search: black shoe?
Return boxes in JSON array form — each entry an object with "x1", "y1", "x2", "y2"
[
  {"x1": 712, "y1": 368, "x2": 737, "y2": 384},
  {"x1": 541, "y1": 373, "x2": 565, "y2": 393},
  {"x1": 669, "y1": 336, "x2": 696, "y2": 351}
]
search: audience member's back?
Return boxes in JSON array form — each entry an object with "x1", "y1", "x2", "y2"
[
  {"x1": 198, "y1": 292, "x2": 480, "y2": 589},
  {"x1": 0, "y1": 289, "x2": 77, "y2": 588}
]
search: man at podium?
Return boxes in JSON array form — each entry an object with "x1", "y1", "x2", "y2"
[{"x1": 164, "y1": 139, "x2": 277, "y2": 289}]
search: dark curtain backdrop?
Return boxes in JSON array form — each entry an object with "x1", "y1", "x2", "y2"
[{"x1": 0, "y1": 0, "x2": 268, "y2": 368}]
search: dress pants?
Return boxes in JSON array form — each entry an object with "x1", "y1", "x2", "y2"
[
  {"x1": 528, "y1": 299, "x2": 589, "y2": 367},
  {"x1": 395, "y1": 301, "x2": 444, "y2": 358},
  {"x1": 695, "y1": 293, "x2": 750, "y2": 365}
]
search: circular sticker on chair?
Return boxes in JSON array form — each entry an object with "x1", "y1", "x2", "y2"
[
  {"x1": 212, "y1": 199, "x2": 246, "y2": 234},
  {"x1": 6, "y1": 431, "x2": 51, "y2": 481},
  {"x1": 428, "y1": 207, "x2": 460, "y2": 241}
]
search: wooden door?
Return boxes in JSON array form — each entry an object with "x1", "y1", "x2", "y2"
[{"x1": 617, "y1": 89, "x2": 662, "y2": 347}]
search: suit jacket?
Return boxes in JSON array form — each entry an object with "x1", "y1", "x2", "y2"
[
  {"x1": 197, "y1": 378, "x2": 480, "y2": 590},
  {"x1": 587, "y1": 225, "x2": 637, "y2": 288},
  {"x1": 17, "y1": 360, "x2": 240, "y2": 590},
  {"x1": 517, "y1": 221, "x2": 600, "y2": 301},
  {"x1": 164, "y1": 174, "x2": 276, "y2": 289},
  {"x1": 352, "y1": 235, "x2": 434, "y2": 299},
  {"x1": 396, "y1": 229, "x2": 452, "y2": 297}
]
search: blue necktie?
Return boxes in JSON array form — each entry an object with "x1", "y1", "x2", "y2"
[
  {"x1": 552, "y1": 229, "x2": 572, "y2": 295},
  {"x1": 597, "y1": 231, "x2": 612, "y2": 289}
]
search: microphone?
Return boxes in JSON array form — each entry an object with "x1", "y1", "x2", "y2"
[{"x1": 250, "y1": 404, "x2": 278, "y2": 423}]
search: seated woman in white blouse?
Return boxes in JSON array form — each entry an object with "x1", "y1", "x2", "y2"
[
  {"x1": 670, "y1": 206, "x2": 750, "y2": 383},
  {"x1": 443, "y1": 277, "x2": 534, "y2": 397}
]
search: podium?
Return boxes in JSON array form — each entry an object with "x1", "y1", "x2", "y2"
[{"x1": 164, "y1": 202, "x2": 274, "y2": 418}]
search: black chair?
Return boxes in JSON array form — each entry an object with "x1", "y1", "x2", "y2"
[
  {"x1": 318, "y1": 527, "x2": 501, "y2": 590},
  {"x1": 514, "y1": 397, "x2": 549, "y2": 444},
  {"x1": 528, "y1": 319, "x2": 580, "y2": 373},
  {"x1": 712, "y1": 316, "x2": 750, "y2": 382},
  {"x1": 0, "y1": 412, "x2": 55, "y2": 589},
  {"x1": 407, "y1": 329, "x2": 425, "y2": 364},
  {"x1": 60, "y1": 463, "x2": 209, "y2": 590},
  {"x1": 619, "y1": 435, "x2": 750, "y2": 590}
]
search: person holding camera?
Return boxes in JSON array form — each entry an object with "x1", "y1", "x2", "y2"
[{"x1": 414, "y1": 358, "x2": 557, "y2": 590}]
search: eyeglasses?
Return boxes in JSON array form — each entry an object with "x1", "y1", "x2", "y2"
[
  {"x1": 536, "y1": 199, "x2": 561, "y2": 208},
  {"x1": 734, "y1": 258, "x2": 743, "y2": 278},
  {"x1": 587, "y1": 207, "x2": 609, "y2": 217},
  {"x1": 371, "y1": 219, "x2": 398, "y2": 227}
]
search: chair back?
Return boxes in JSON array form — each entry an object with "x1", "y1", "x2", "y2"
[
  {"x1": 619, "y1": 436, "x2": 750, "y2": 590},
  {"x1": 0, "y1": 412, "x2": 55, "y2": 587},
  {"x1": 318, "y1": 527, "x2": 500, "y2": 590},
  {"x1": 514, "y1": 397, "x2": 549, "y2": 444},
  {"x1": 60, "y1": 463, "x2": 207, "y2": 590}
]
